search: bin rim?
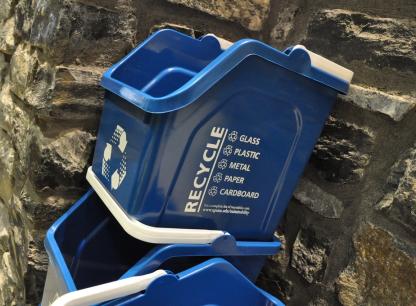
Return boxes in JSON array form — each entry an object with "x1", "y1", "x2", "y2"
[
  {"x1": 101, "y1": 29, "x2": 352, "y2": 114},
  {"x1": 51, "y1": 258, "x2": 284, "y2": 306},
  {"x1": 44, "y1": 190, "x2": 95, "y2": 293},
  {"x1": 122, "y1": 233, "x2": 281, "y2": 279},
  {"x1": 87, "y1": 166, "x2": 227, "y2": 244}
]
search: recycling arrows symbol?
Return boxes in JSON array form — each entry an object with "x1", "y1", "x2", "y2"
[{"x1": 101, "y1": 125, "x2": 128, "y2": 190}]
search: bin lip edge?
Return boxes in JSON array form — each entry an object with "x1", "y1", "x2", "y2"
[
  {"x1": 147, "y1": 258, "x2": 284, "y2": 305},
  {"x1": 100, "y1": 30, "x2": 352, "y2": 114},
  {"x1": 86, "y1": 167, "x2": 228, "y2": 244},
  {"x1": 44, "y1": 190, "x2": 94, "y2": 292}
]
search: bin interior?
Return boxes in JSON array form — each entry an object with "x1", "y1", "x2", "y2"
[
  {"x1": 52, "y1": 191, "x2": 265, "y2": 290},
  {"x1": 158, "y1": 254, "x2": 265, "y2": 281},
  {"x1": 110, "y1": 30, "x2": 224, "y2": 98},
  {"x1": 53, "y1": 192, "x2": 155, "y2": 290},
  {"x1": 102, "y1": 258, "x2": 283, "y2": 306}
]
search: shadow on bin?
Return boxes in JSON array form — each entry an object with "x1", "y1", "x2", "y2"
[
  {"x1": 88, "y1": 29, "x2": 353, "y2": 243},
  {"x1": 41, "y1": 190, "x2": 280, "y2": 305},
  {"x1": 51, "y1": 258, "x2": 284, "y2": 306}
]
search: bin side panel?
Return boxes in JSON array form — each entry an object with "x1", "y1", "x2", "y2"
[
  {"x1": 154, "y1": 55, "x2": 336, "y2": 240},
  {"x1": 92, "y1": 92, "x2": 168, "y2": 223}
]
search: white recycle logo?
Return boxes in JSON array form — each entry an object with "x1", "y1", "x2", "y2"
[
  {"x1": 102, "y1": 125, "x2": 128, "y2": 190},
  {"x1": 208, "y1": 186, "x2": 218, "y2": 197},
  {"x1": 218, "y1": 159, "x2": 228, "y2": 170},
  {"x1": 223, "y1": 145, "x2": 233, "y2": 156},
  {"x1": 228, "y1": 131, "x2": 238, "y2": 142},
  {"x1": 213, "y1": 172, "x2": 223, "y2": 183}
]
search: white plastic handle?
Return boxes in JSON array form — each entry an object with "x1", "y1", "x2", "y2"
[
  {"x1": 204, "y1": 34, "x2": 233, "y2": 50},
  {"x1": 292, "y1": 45, "x2": 353, "y2": 84},
  {"x1": 51, "y1": 270, "x2": 167, "y2": 306},
  {"x1": 86, "y1": 167, "x2": 227, "y2": 244}
]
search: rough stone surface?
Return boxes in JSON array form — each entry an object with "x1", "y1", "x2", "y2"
[
  {"x1": 0, "y1": 96, "x2": 32, "y2": 305},
  {"x1": 10, "y1": 45, "x2": 104, "y2": 120},
  {"x1": 293, "y1": 178, "x2": 344, "y2": 218},
  {"x1": 0, "y1": 17, "x2": 17, "y2": 54},
  {"x1": 342, "y1": 84, "x2": 416, "y2": 121},
  {"x1": 376, "y1": 143, "x2": 416, "y2": 233},
  {"x1": 0, "y1": 106, "x2": 30, "y2": 306},
  {"x1": 30, "y1": 0, "x2": 136, "y2": 65},
  {"x1": 14, "y1": 0, "x2": 35, "y2": 41},
  {"x1": 291, "y1": 228, "x2": 330, "y2": 284},
  {"x1": 9, "y1": 43, "x2": 54, "y2": 106},
  {"x1": 167, "y1": 0, "x2": 271, "y2": 31},
  {"x1": 9, "y1": 43, "x2": 35, "y2": 99},
  {"x1": 32, "y1": 130, "x2": 95, "y2": 190},
  {"x1": 257, "y1": 232, "x2": 293, "y2": 301},
  {"x1": 304, "y1": 9, "x2": 416, "y2": 95},
  {"x1": 0, "y1": 53, "x2": 8, "y2": 86},
  {"x1": 149, "y1": 22, "x2": 202, "y2": 38},
  {"x1": 25, "y1": 237, "x2": 48, "y2": 304},
  {"x1": 47, "y1": 65, "x2": 104, "y2": 120},
  {"x1": 311, "y1": 116, "x2": 374, "y2": 183},
  {"x1": 0, "y1": 0, "x2": 17, "y2": 22},
  {"x1": 269, "y1": 4, "x2": 298, "y2": 48},
  {"x1": 337, "y1": 223, "x2": 416, "y2": 305},
  {"x1": 308, "y1": 298, "x2": 330, "y2": 306},
  {"x1": 0, "y1": 83, "x2": 34, "y2": 176},
  {"x1": 305, "y1": 9, "x2": 416, "y2": 73},
  {"x1": 0, "y1": 130, "x2": 15, "y2": 202}
]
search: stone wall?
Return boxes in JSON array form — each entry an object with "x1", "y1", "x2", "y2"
[{"x1": 0, "y1": 0, "x2": 415, "y2": 305}]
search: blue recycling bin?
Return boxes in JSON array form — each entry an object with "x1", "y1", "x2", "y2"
[
  {"x1": 50, "y1": 258, "x2": 284, "y2": 306},
  {"x1": 41, "y1": 190, "x2": 280, "y2": 305},
  {"x1": 87, "y1": 29, "x2": 353, "y2": 243}
]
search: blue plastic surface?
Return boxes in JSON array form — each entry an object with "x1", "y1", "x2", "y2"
[
  {"x1": 43, "y1": 190, "x2": 280, "y2": 294},
  {"x1": 102, "y1": 258, "x2": 284, "y2": 306},
  {"x1": 92, "y1": 29, "x2": 348, "y2": 241}
]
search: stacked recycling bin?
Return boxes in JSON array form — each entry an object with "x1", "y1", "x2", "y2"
[{"x1": 41, "y1": 29, "x2": 352, "y2": 306}]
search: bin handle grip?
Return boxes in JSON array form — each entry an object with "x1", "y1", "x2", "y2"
[
  {"x1": 50, "y1": 270, "x2": 167, "y2": 306},
  {"x1": 86, "y1": 167, "x2": 227, "y2": 244},
  {"x1": 292, "y1": 45, "x2": 353, "y2": 84},
  {"x1": 203, "y1": 33, "x2": 233, "y2": 50}
]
